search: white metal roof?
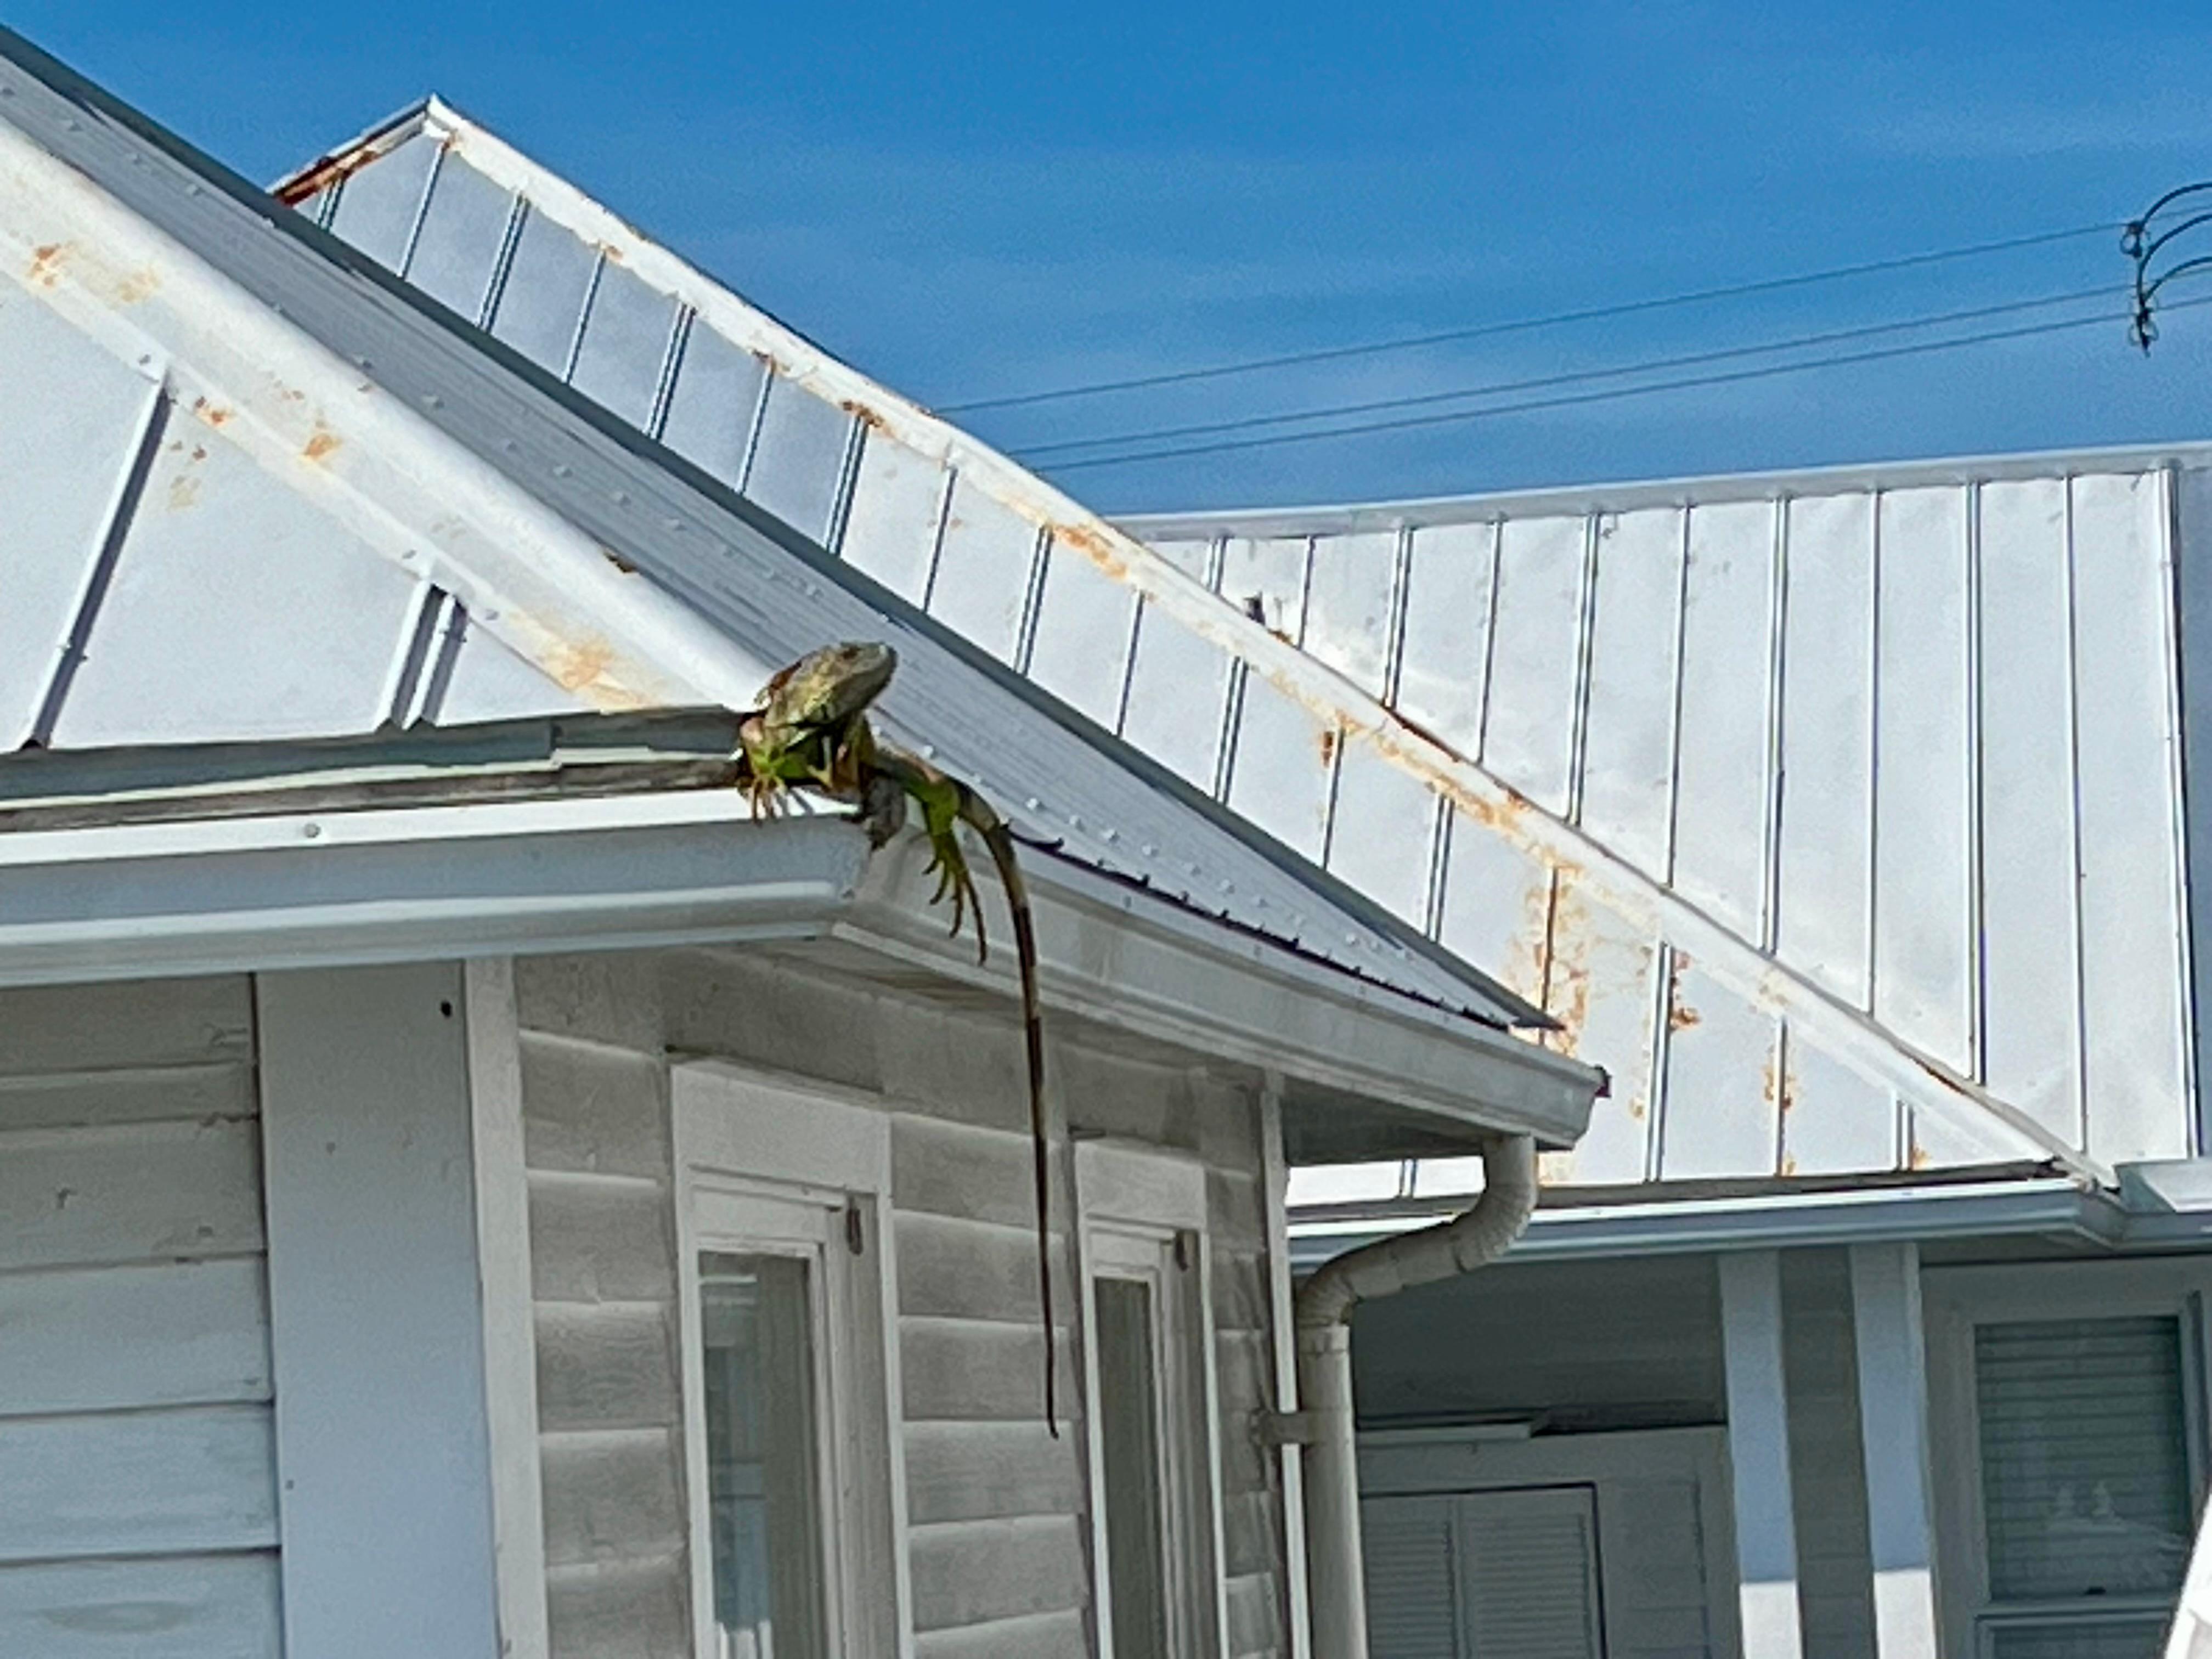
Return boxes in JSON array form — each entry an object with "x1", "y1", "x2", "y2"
[
  {"x1": 0, "y1": 31, "x2": 1588, "y2": 1056},
  {"x1": 1128, "y1": 451, "x2": 2201, "y2": 1197},
  {"x1": 274, "y1": 94, "x2": 2187, "y2": 1192}
]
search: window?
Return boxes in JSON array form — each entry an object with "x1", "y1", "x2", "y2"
[
  {"x1": 675, "y1": 1063, "x2": 899, "y2": 1659},
  {"x1": 1927, "y1": 1263, "x2": 2211, "y2": 1659},
  {"x1": 1075, "y1": 1139, "x2": 1226, "y2": 1659}
]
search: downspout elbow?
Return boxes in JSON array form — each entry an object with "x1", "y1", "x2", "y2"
[
  {"x1": 1295, "y1": 1133, "x2": 1539, "y2": 1331},
  {"x1": 1291, "y1": 1134, "x2": 1539, "y2": 1659}
]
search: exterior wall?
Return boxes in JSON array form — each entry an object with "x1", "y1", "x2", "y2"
[
  {"x1": 0, "y1": 976, "x2": 279, "y2": 1656},
  {"x1": 510, "y1": 946, "x2": 1293, "y2": 1659},
  {"x1": 513, "y1": 955, "x2": 693, "y2": 1659}
]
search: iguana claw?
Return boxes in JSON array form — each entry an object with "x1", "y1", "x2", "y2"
[{"x1": 923, "y1": 824, "x2": 988, "y2": 963}]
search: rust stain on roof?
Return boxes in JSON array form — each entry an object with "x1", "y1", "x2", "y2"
[
  {"x1": 113, "y1": 265, "x2": 159, "y2": 305},
  {"x1": 26, "y1": 241, "x2": 67, "y2": 288},
  {"x1": 840, "y1": 398, "x2": 890, "y2": 435},
  {"x1": 1052, "y1": 519, "x2": 1132, "y2": 585},
  {"x1": 190, "y1": 397, "x2": 233, "y2": 430},
  {"x1": 1666, "y1": 950, "x2": 1701, "y2": 1033},
  {"x1": 275, "y1": 139, "x2": 390, "y2": 205},
  {"x1": 301, "y1": 427, "x2": 342, "y2": 465}
]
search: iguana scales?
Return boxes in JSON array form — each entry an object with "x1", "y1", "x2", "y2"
[{"x1": 735, "y1": 641, "x2": 1058, "y2": 1435}]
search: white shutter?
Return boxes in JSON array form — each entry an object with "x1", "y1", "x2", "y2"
[
  {"x1": 1974, "y1": 1317, "x2": 2193, "y2": 1602},
  {"x1": 1363, "y1": 1488, "x2": 1604, "y2": 1659},
  {"x1": 1365, "y1": 1494, "x2": 1461, "y2": 1659},
  {"x1": 1456, "y1": 1488, "x2": 1604, "y2": 1659}
]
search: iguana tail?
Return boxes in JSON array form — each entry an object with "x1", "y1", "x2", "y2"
[
  {"x1": 877, "y1": 752, "x2": 1057, "y2": 1438},
  {"x1": 962, "y1": 800, "x2": 1057, "y2": 1442}
]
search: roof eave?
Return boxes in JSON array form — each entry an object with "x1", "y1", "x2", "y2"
[
  {"x1": 0, "y1": 790, "x2": 868, "y2": 988},
  {"x1": 835, "y1": 834, "x2": 1605, "y2": 1155}
]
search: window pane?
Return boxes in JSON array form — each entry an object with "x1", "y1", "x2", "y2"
[
  {"x1": 701, "y1": 1252, "x2": 828, "y2": 1659},
  {"x1": 1988, "y1": 1616, "x2": 2170, "y2": 1659},
  {"x1": 1975, "y1": 1316, "x2": 2193, "y2": 1600},
  {"x1": 1097, "y1": 1275, "x2": 1171, "y2": 1659}
]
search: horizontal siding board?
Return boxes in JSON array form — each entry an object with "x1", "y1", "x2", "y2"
[
  {"x1": 0, "y1": 1552, "x2": 280, "y2": 1659},
  {"x1": 1222, "y1": 1489, "x2": 1283, "y2": 1581},
  {"x1": 908, "y1": 1514, "x2": 1088, "y2": 1632},
  {"x1": 901, "y1": 1317, "x2": 1079, "y2": 1424},
  {"x1": 0, "y1": 1064, "x2": 254, "y2": 1133},
  {"x1": 0, "y1": 978, "x2": 252, "y2": 1076},
  {"x1": 0, "y1": 1259, "x2": 269, "y2": 1416},
  {"x1": 528, "y1": 1175, "x2": 676, "y2": 1305},
  {"x1": 538, "y1": 1430, "x2": 685, "y2": 1568},
  {"x1": 897, "y1": 1211, "x2": 1046, "y2": 1322},
  {"x1": 1226, "y1": 1569, "x2": 1284, "y2": 1656},
  {"x1": 892, "y1": 1116, "x2": 1041, "y2": 1229},
  {"x1": 902, "y1": 1420, "x2": 1084, "y2": 1525},
  {"x1": 543, "y1": 1554, "x2": 690, "y2": 1659},
  {"x1": 517, "y1": 1035, "x2": 663, "y2": 1177},
  {"x1": 0, "y1": 1405, "x2": 275, "y2": 1562},
  {"x1": 913, "y1": 1608, "x2": 1088, "y2": 1659},
  {"x1": 0, "y1": 1118, "x2": 262, "y2": 1271},
  {"x1": 534, "y1": 1303, "x2": 680, "y2": 1432}
]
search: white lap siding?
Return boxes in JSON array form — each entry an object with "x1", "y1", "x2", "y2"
[
  {"x1": 514, "y1": 956, "x2": 693, "y2": 1659},
  {"x1": 663, "y1": 948, "x2": 1293, "y2": 1659},
  {"x1": 0, "y1": 977, "x2": 280, "y2": 1659}
]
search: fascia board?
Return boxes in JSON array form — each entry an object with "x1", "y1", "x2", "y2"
[{"x1": 0, "y1": 796, "x2": 867, "y2": 986}]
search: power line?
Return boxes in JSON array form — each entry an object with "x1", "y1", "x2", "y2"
[
  {"x1": 1014, "y1": 283, "x2": 2129, "y2": 461},
  {"x1": 938, "y1": 221, "x2": 2120, "y2": 415},
  {"x1": 1042, "y1": 294, "x2": 2208, "y2": 474}
]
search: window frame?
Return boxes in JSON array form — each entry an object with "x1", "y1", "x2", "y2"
[
  {"x1": 1073, "y1": 1137, "x2": 1229, "y2": 1659},
  {"x1": 673, "y1": 1060, "x2": 905, "y2": 1659},
  {"x1": 1924, "y1": 1257, "x2": 2212, "y2": 1659}
]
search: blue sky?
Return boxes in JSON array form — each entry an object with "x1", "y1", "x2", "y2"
[{"x1": 13, "y1": 3, "x2": 2212, "y2": 511}]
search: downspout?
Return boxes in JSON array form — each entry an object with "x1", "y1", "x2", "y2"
[{"x1": 1292, "y1": 1134, "x2": 1539, "y2": 1659}]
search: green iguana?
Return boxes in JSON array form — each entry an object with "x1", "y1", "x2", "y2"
[{"x1": 735, "y1": 641, "x2": 1057, "y2": 1435}]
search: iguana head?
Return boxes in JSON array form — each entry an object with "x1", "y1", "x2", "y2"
[{"x1": 757, "y1": 640, "x2": 898, "y2": 731}]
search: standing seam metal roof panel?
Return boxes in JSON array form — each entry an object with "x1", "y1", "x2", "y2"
[
  {"x1": 268, "y1": 94, "x2": 2191, "y2": 1186},
  {"x1": 0, "y1": 32, "x2": 1555, "y2": 1046}
]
